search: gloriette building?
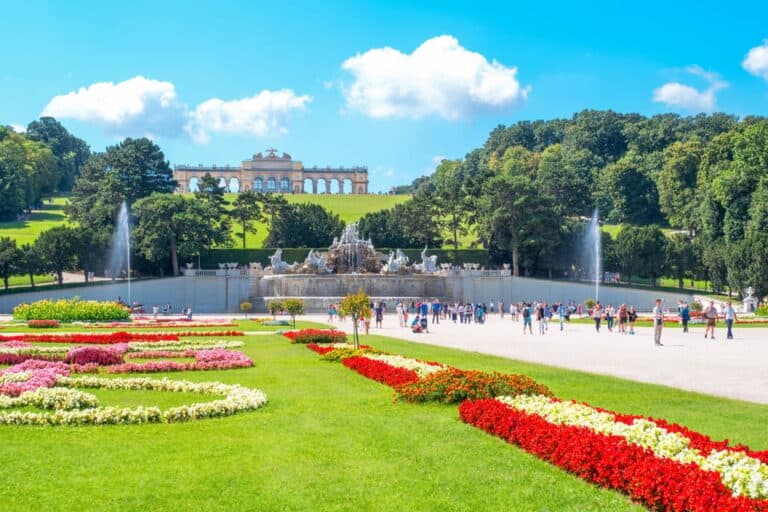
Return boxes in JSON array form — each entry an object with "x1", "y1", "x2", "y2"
[{"x1": 173, "y1": 148, "x2": 369, "y2": 194}]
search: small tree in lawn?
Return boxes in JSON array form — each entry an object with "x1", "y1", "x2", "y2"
[
  {"x1": 339, "y1": 290, "x2": 371, "y2": 349},
  {"x1": 283, "y1": 298, "x2": 304, "y2": 328},
  {"x1": 239, "y1": 301, "x2": 253, "y2": 319},
  {"x1": 268, "y1": 300, "x2": 283, "y2": 318}
]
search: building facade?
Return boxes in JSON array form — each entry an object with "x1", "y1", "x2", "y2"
[{"x1": 173, "y1": 148, "x2": 369, "y2": 194}]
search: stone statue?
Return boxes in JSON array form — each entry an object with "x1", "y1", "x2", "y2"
[
  {"x1": 268, "y1": 249, "x2": 293, "y2": 273},
  {"x1": 304, "y1": 249, "x2": 329, "y2": 273},
  {"x1": 416, "y1": 246, "x2": 438, "y2": 273},
  {"x1": 381, "y1": 249, "x2": 410, "y2": 273}
]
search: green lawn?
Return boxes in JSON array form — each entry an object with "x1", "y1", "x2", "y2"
[
  {"x1": 4, "y1": 274, "x2": 55, "y2": 288},
  {"x1": 0, "y1": 197, "x2": 71, "y2": 246},
  {"x1": 0, "y1": 330, "x2": 766, "y2": 510}
]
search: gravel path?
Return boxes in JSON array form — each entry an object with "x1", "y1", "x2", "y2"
[{"x1": 297, "y1": 313, "x2": 768, "y2": 404}]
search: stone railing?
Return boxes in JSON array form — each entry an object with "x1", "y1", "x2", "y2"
[{"x1": 182, "y1": 269, "x2": 254, "y2": 278}]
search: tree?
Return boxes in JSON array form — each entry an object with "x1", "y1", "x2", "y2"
[
  {"x1": 266, "y1": 203, "x2": 344, "y2": 248},
  {"x1": 391, "y1": 193, "x2": 444, "y2": 248},
  {"x1": 0, "y1": 237, "x2": 18, "y2": 290},
  {"x1": 667, "y1": 233, "x2": 697, "y2": 289},
  {"x1": 478, "y1": 173, "x2": 559, "y2": 276},
  {"x1": 73, "y1": 227, "x2": 109, "y2": 283},
  {"x1": 16, "y1": 243, "x2": 42, "y2": 288},
  {"x1": 267, "y1": 300, "x2": 283, "y2": 317},
  {"x1": 657, "y1": 140, "x2": 703, "y2": 233},
  {"x1": 195, "y1": 173, "x2": 228, "y2": 211},
  {"x1": 564, "y1": 110, "x2": 628, "y2": 164},
  {"x1": 133, "y1": 194, "x2": 229, "y2": 276},
  {"x1": 231, "y1": 190, "x2": 263, "y2": 248},
  {"x1": 432, "y1": 159, "x2": 469, "y2": 250},
  {"x1": 35, "y1": 226, "x2": 80, "y2": 285},
  {"x1": 339, "y1": 290, "x2": 370, "y2": 348},
  {"x1": 26, "y1": 116, "x2": 91, "y2": 191},
  {"x1": 257, "y1": 193, "x2": 288, "y2": 237},
  {"x1": 282, "y1": 298, "x2": 305, "y2": 328},
  {"x1": 536, "y1": 144, "x2": 598, "y2": 217},
  {"x1": 613, "y1": 225, "x2": 668, "y2": 286},
  {"x1": 595, "y1": 158, "x2": 662, "y2": 225},
  {"x1": 0, "y1": 136, "x2": 27, "y2": 221},
  {"x1": 69, "y1": 137, "x2": 176, "y2": 231}
]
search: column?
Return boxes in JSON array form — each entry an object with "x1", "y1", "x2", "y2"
[{"x1": 312, "y1": 179, "x2": 317, "y2": 194}]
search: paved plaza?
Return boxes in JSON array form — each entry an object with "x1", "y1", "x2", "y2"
[{"x1": 305, "y1": 313, "x2": 768, "y2": 405}]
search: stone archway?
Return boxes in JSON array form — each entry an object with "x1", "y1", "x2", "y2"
[
  {"x1": 228, "y1": 177, "x2": 240, "y2": 193},
  {"x1": 253, "y1": 177, "x2": 263, "y2": 192},
  {"x1": 218, "y1": 177, "x2": 228, "y2": 191},
  {"x1": 303, "y1": 178, "x2": 315, "y2": 193},
  {"x1": 266, "y1": 177, "x2": 277, "y2": 192},
  {"x1": 329, "y1": 179, "x2": 340, "y2": 194},
  {"x1": 188, "y1": 177, "x2": 200, "y2": 193},
  {"x1": 279, "y1": 177, "x2": 291, "y2": 193},
  {"x1": 342, "y1": 178, "x2": 352, "y2": 194}
]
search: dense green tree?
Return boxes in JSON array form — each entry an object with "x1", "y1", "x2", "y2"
[
  {"x1": 265, "y1": 203, "x2": 345, "y2": 248},
  {"x1": 35, "y1": 226, "x2": 80, "y2": 285},
  {"x1": 73, "y1": 227, "x2": 109, "y2": 283},
  {"x1": 16, "y1": 243, "x2": 42, "y2": 288},
  {"x1": 194, "y1": 173, "x2": 228, "y2": 211},
  {"x1": 667, "y1": 233, "x2": 698, "y2": 289},
  {"x1": 357, "y1": 209, "x2": 405, "y2": 248},
  {"x1": 0, "y1": 135, "x2": 27, "y2": 221},
  {"x1": 231, "y1": 190, "x2": 263, "y2": 248},
  {"x1": 0, "y1": 237, "x2": 18, "y2": 290},
  {"x1": 595, "y1": 158, "x2": 662, "y2": 224},
  {"x1": 257, "y1": 193, "x2": 288, "y2": 238},
  {"x1": 133, "y1": 193, "x2": 229, "y2": 276},
  {"x1": 613, "y1": 225, "x2": 668, "y2": 286},
  {"x1": 26, "y1": 117, "x2": 91, "y2": 191},
  {"x1": 478, "y1": 173, "x2": 559, "y2": 276},
  {"x1": 564, "y1": 110, "x2": 628, "y2": 164},
  {"x1": 431, "y1": 159, "x2": 469, "y2": 249},
  {"x1": 390, "y1": 193, "x2": 444, "y2": 248},
  {"x1": 657, "y1": 140, "x2": 703, "y2": 232},
  {"x1": 536, "y1": 144, "x2": 599, "y2": 217}
]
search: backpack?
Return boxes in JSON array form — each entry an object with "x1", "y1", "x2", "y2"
[{"x1": 522, "y1": 307, "x2": 530, "y2": 318}]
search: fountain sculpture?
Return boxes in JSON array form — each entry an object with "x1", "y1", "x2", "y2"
[{"x1": 107, "y1": 201, "x2": 131, "y2": 305}]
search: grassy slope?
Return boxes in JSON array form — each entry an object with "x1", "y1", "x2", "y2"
[
  {"x1": 1, "y1": 327, "x2": 767, "y2": 510},
  {"x1": 0, "y1": 197, "x2": 70, "y2": 246}
]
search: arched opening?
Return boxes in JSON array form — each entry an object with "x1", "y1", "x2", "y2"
[
  {"x1": 253, "y1": 178, "x2": 263, "y2": 192},
  {"x1": 316, "y1": 178, "x2": 327, "y2": 194},
  {"x1": 218, "y1": 177, "x2": 228, "y2": 191},
  {"x1": 267, "y1": 177, "x2": 277, "y2": 192},
  {"x1": 279, "y1": 177, "x2": 290, "y2": 192},
  {"x1": 303, "y1": 178, "x2": 314, "y2": 193},
  {"x1": 329, "y1": 178, "x2": 340, "y2": 194},
  {"x1": 188, "y1": 177, "x2": 200, "y2": 193},
  {"x1": 343, "y1": 178, "x2": 353, "y2": 194},
  {"x1": 228, "y1": 177, "x2": 240, "y2": 193}
]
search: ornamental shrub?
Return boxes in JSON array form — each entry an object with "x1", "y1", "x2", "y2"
[
  {"x1": 27, "y1": 320, "x2": 60, "y2": 328},
  {"x1": 13, "y1": 298, "x2": 130, "y2": 322},
  {"x1": 755, "y1": 305, "x2": 768, "y2": 317},
  {"x1": 320, "y1": 346, "x2": 376, "y2": 362},
  {"x1": 395, "y1": 369, "x2": 553, "y2": 404},
  {"x1": 65, "y1": 346, "x2": 126, "y2": 366},
  {"x1": 282, "y1": 329, "x2": 347, "y2": 344}
]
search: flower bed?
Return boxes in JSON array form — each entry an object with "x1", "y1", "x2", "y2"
[
  {"x1": 27, "y1": 320, "x2": 60, "y2": 329},
  {"x1": 106, "y1": 349, "x2": 253, "y2": 374},
  {"x1": 395, "y1": 369, "x2": 554, "y2": 404},
  {"x1": 0, "y1": 375, "x2": 267, "y2": 426},
  {"x1": 283, "y1": 329, "x2": 347, "y2": 344},
  {"x1": 460, "y1": 396, "x2": 768, "y2": 511},
  {"x1": 341, "y1": 356, "x2": 421, "y2": 387},
  {"x1": 13, "y1": 298, "x2": 130, "y2": 322},
  {"x1": 306, "y1": 342, "x2": 372, "y2": 356},
  {"x1": 0, "y1": 332, "x2": 178, "y2": 344},
  {"x1": 65, "y1": 345, "x2": 127, "y2": 366}
]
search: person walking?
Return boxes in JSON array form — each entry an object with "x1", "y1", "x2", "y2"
[
  {"x1": 431, "y1": 299, "x2": 440, "y2": 324},
  {"x1": 724, "y1": 301, "x2": 737, "y2": 340},
  {"x1": 499, "y1": 299, "x2": 505, "y2": 318},
  {"x1": 618, "y1": 304, "x2": 628, "y2": 334},
  {"x1": 680, "y1": 302, "x2": 690, "y2": 333},
  {"x1": 704, "y1": 301, "x2": 718, "y2": 339},
  {"x1": 558, "y1": 302, "x2": 566, "y2": 332},
  {"x1": 536, "y1": 302, "x2": 546, "y2": 335},
  {"x1": 653, "y1": 299, "x2": 664, "y2": 346},
  {"x1": 522, "y1": 303, "x2": 533, "y2": 334},
  {"x1": 628, "y1": 306, "x2": 637, "y2": 335},
  {"x1": 605, "y1": 304, "x2": 615, "y2": 332},
  {"x1": 592, "y1": 302, "x2": 602, "y2": 332}
]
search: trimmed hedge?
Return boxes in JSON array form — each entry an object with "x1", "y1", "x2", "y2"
[
  {"x1": 200, "y1": 248, "x2": 490, "y2": 268},
  {"x1": 13, "y1": 298, "x2": 131, "y2": 322}
]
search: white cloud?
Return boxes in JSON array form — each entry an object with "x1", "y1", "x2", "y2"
[
  {"x1": 652, "y1": 66, "x2": 727, "y2": 112},
  {"x1": 42, "y1": 76, "x2": 187, "y2": 137},
  {"x1": 743, "y1": 41, "x2": 768, "y2": 80},
  {"x1": 186, "y1": 89, "x2": 311, "y2": 143},
  {"x1": 340, "y1": 35, "x2": 529, "y2": 119},
  {"x1": 10, "y1": 124, "x2": 25, "y2": 133},
  {"x1": 41, "y1": 76, "x2": 311, "y2": 143}
]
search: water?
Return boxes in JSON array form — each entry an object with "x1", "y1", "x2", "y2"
[
  {"x1": 583, "y1": 209, "x2": 601, "y2": 302},
  {"x1": 107, "y1": 202, "x2": 131, "y2": 306}
]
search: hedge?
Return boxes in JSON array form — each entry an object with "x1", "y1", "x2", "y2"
[{"x1": 13, "y1": 298, "x2": 131, "y2": 322}]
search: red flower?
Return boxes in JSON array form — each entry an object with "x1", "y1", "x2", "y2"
[{"x1": 341, "y1": 356, "x2": 420, "y2": 387}]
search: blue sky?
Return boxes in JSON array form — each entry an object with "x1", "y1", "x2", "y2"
[{"x1": 2, "y1": 0, "x2": 768, "y2": 191}]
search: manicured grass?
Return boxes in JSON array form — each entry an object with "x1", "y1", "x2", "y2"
[
  {"x1": 0, "y1": 197, "x2": 70, "y2": 246},
  {"x1": 1, "y1": 329, "x2": 767, "y2": 510},
  {"x1": 220, "y1": 193, "x2": 410, "y2": 248},
  {"x1": 0, "y1": 318, "x2": 331, "y2": 333},
  {"x1": 4, "y1": 274, "x2": 55, "y2": 288}
]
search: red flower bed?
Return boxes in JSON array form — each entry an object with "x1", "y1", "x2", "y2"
[
  {"x1": 341, "y1": 356, "x2": 420, "y2": 387},
  {"x1": 0, "y1": 332, "x2": 178, "y2": 344},
  {"x1": 175, "y1": 330, "x2": 244, "y2": 337},
  {"x1": 27, "y1": 320, "x2": 60, "y2": 328},
  {"x1": 459, "y1": 399, "x2": 768, "y2": 512},
  {"x1": 283, "y1": 329, "x2": 347, "y2": 344},
  {"x1": 0, "y1": 353, "x2": 63, "y2": 365},
  {"x1": 307, "y1": 343, "x2": 337, "y2": 355},
  {"x1": 106, "y1": 349, "x2": 253, "y2": 374},
  {"x1": 65, "y1": 345, "x2": 126, "y2": 366}
]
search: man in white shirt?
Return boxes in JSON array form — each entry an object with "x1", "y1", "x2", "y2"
[
  {"x1": 653, "y1": 299, "x2": 664, "y2": 346},
  {"x1": 724, "y1": 301, "x2": 737, "y2": 340},
  {"x1": 704, "y1": 301, "x2": 718, "y2": 339}
]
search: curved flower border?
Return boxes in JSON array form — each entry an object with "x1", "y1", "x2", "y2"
[{"x1": 0, "y1": 376, "x2": 268, "y2": 426}]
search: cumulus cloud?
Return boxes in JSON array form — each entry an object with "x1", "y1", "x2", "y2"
[
  {"x1": 340, "y1": 35, "x2": 529, "y2": 119},
  {"x1": 652, "y1": 66, "x2": 727, "y2": 112},
  {"x1": 41, "y1": 76, "x2": 311, "y2": 142},
  {"x1": 743, "y1": 41, "x2": 768, "y2": 80},
  {"x1": 10, "y1": 124, "x2": 25, "y2": 133},
  {"x1": 42, "y1": 76, "x2": 187, "y2": 137},
  {"x1": 186, "y1": 89, "x2": 311, "y2": 143}
]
